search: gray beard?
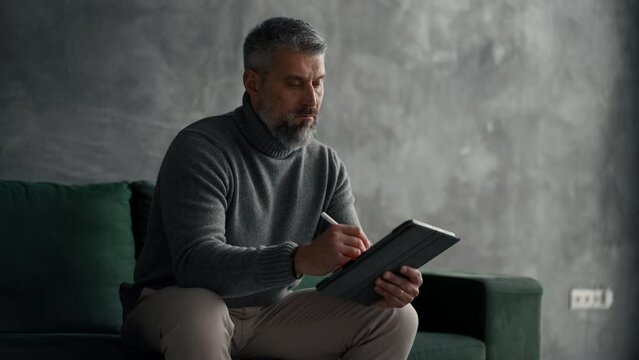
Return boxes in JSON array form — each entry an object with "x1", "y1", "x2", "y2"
[{"x1": 258, "y1": 105, "x2": 317, "y2": 150}]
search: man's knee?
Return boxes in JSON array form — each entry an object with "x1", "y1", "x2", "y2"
[
  {"x1": 123, "y1": 286, "x2": 234, "y2": 353},
  {"x1": 397, "y1": 304, "x2": 419, "y2": 333},
  {"x1": 346, "y1": 303, "x2": 418, "y2": 358},
  {"x1": 384, "y1": 304, "x2": 419, "y2": 342},
  {"x1": 165, "y1": 287, "x2": 233, "y2": 336}
]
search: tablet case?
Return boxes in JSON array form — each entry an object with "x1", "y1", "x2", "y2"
[{"x1": 316, "y1": 219, "x2": 460, "y2": 305}]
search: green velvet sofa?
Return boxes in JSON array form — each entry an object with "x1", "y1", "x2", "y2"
[{"x1": 0, "y1": 180, "x2": 542, "y2": 360}]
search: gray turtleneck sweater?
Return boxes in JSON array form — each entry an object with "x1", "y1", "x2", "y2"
[{"x1": 130, "y1": 94, "x2": 360, "y2": 308}]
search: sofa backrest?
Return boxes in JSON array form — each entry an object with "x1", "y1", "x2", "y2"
[
  {"x1": 0, "y1": 181, "x2": 148, "y2": 334},
  {"x1": 128, "y1": 181, "x2": 154, "y2": 260}
]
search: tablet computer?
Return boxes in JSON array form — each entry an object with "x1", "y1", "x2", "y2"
[{"x1": 316, "y1": 219, "x2": 459, "y2": 305}]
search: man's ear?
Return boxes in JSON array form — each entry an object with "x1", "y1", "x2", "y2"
[{"x1": 243, "y1": 69, "x2": 261, "y2": 97}]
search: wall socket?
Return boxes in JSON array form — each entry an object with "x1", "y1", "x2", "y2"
[{"x1": 570, "y1": 288, "x2": 613, "y2": 310}]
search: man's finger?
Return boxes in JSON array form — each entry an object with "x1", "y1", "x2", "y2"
[
  {"x1": 374, "y1": 285, "x2": 406, "y2": 308},
  {"x1": 400, "y1": 266, "x2": 423, "y2": 285},
  {"x1": 338, "y1": 234, "x2": 364, "y2": 248},
  {"x1": 340, "y1": 245, "x2": 361, "y2": 259},
  {"x1": 337, "y1": 233, "x2": 368, "y2": 254},
  {"x1": 380, "y1": 273, "x2": 419, "y2": 298},
  {"x1": 340, "y1": 226, "x2": 370, "y2": 249}
]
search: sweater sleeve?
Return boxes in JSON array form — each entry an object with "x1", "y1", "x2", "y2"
[
  {"x1": 157, "y1": 130, "x2": 298, "y2": 298},
  {"x1": 325, "y1": 150, "x2": 361, "y2": 228}
]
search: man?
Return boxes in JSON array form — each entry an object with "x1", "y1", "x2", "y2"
[{"x1": 121, "y1": 17, "x2": 422, "y2": 359}]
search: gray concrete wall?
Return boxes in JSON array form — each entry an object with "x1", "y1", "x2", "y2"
[{"x1": 1, "y1": 1, "x2": 637, "y2": 359}]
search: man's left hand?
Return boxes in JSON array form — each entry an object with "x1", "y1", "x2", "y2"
[{"x1": 374, "y1": 266, "x2": 423, "y2": 308}]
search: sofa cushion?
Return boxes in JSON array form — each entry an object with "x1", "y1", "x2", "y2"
[
  {"x1": 409, "y1": 332, "x2": 485, "y2": 360},
  {"x1": 0, "y1": 333, "x2": 161, "y2": 360},
  {"x1": 0, "y1": 181, "x2": 135, "y2": 334},
  {"x1": 0, "y1": 332, "x2": 485, "y2": 360}
]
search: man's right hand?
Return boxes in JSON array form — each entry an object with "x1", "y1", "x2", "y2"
[{"x1": 294, "y1": 225, "x2": 370, "y2": 276}]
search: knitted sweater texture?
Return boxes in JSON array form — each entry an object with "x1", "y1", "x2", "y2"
[{"x1": 132, "y1": 94, "x2": 359, "y2": 308}]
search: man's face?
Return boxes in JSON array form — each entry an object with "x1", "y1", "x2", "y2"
[{"x1": 246, "y1": 51, "x2": 326, "y2": 149}]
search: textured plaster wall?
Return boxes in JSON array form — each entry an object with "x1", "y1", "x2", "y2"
[{"x1": 1, "y1": 1, "x2": 637, "y2": 359}]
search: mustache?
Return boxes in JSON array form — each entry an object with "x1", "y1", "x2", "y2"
[{"x1": 294, "y1": 107, "x2": 319, "y2": 116}]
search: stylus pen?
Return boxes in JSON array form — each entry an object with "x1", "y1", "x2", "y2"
[{"x1": 321, "y1": 211, "x2": 339, "y2": 225}]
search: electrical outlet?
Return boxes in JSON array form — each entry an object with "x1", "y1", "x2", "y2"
[{"x1": 570, "y1": 288, "x2": 613, "y2": 310}]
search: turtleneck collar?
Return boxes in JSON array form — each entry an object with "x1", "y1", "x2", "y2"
[{"x1": 235, "y1": 92, "x2": 297, "y2": 159}]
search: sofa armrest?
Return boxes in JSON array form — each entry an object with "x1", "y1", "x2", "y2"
[{"x1": 413, "y1": 270, "x2": 542, "y2": 360}]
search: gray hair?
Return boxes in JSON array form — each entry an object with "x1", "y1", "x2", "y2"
[{"x1": 243, "y1": 17, "x2": 327, "y2": 73}]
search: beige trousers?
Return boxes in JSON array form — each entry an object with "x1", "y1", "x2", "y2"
[{"x1": 122, "y1": 286, "x2": 418, "y2": 360}]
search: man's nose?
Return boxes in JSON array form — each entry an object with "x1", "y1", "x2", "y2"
[{"x1": 302, "y1": 84, "x2": 318, "y2": 107}]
